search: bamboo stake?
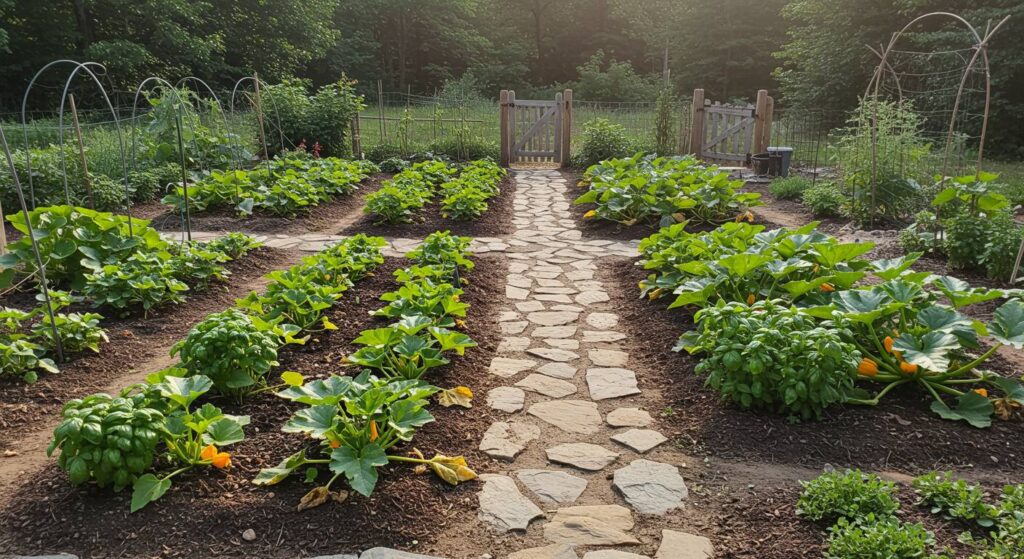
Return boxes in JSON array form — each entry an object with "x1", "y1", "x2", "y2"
[{"x1": 68, "y1": 94, "x2": 94, "y2": 209}]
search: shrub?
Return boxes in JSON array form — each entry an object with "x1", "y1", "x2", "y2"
[
  {"x1": 797, "y1": 470, "x2": 901, "y2": 523},
  {"x1": 678, "y1": 301, "x2": 859, "y2": 420},
  {"x1": 770, "y1": 176, "x2": 812, "y2": 200},
  {"x1": 825, "y1": 515, "x2": 940, "y2": 559},
  {"x1": 428, "y1": 137, "x2": 500, "y2": 162},
  {"x1": 80, "y1": 175, "x2": 129, "y2": 211},
  {"x1": 263, "y1": 78, "x2": 365, "y2": 158},
  {"x1": 366, "y1": 143, "x2": 406, "y2": 163},
  {"x1": 379, "y1": 157, "x2": 410, "y2": 173},
  {"x1": 0, "y1": 144, "x2": 83, "y2": 212},
  {"x1": 572, "y1": 118, "x2": 634, "y2": 168},
  {"x1": 802, "y1": 182, "x2": 846, "y2": 217},
  {"x1": 654, "y1": 88, "x2": 677, "y2": 155},
  {"x1": 912, "y1": 472, "x2": 999, "y2": 527}
]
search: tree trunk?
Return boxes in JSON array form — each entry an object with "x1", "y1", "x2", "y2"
[{"x1": 71, "y1": 0, "x2": 94, "y2": 49}]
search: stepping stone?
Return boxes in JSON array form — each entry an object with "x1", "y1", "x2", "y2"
[
  {"x1": 613, "y1": 460, "x2": 688, "y2": 515},
  {"x1": 586, "y1": 368, "x2": 641, "y2": 400},
  {"x1": 489, "y1": 357, "x2": 537, "y2": 378},
  {"x1": 655, "y1": 530, "x2": 713, "y2": 559},
  {"x1": 544, "y1": 505, "x2": 639, "y2": 546},
  {"x1": 501, "y1": 321, "x2": 529, "y2": 335},
  {"x1": 516, "y1": 469, "x2": 588, "y2": 504},
  {"x1": 533, "y1": 326, "x2": 577, "y2": 338},
  {"x1": 499, "y1": 310, "x2": 522, "y2": 322},
  {"x1": 528, "y1": 311, "x2": 579, "y2": 326},
  {"x1": 551, "y1": 304, "x2": 585, "y2": 313},
  {"x1": 508, "y1": 545, "x2": 579, "y2": 559},
  {"x1": 586, "y1": 313, "x2": 619, "y2": 329},
  {"x1": 529, "y1": 401, "x2": 603, "y2": 434},
  {"x1": 546, "y1": 338, "x2": 580, "y2": 350},
  {"x1": 565, "y1": 270, "x2": 594, "y2": 281},
  {"x1": 535, "y1": 294, "x2": 574, "y2": 303},
  {"x1": 487, "y1": 387, "x2": 526, "y2": 413},
  {"x1": 360, "y1": 549, "x2": 443, "y2": 559},
  {"x1": 546, "y1": 443, "x2": 619, "y2": 471},
  {"x1": 508, "y1": 275, "x2": 533, "y2": 288},
  {"x1": 537, "y1": 278, "x2": 566, "y2": 287},
  {"x1": 582, "y1": 331, "x2": 627, "y2": 343},
  {"x1": 498, "y1": 337, "x2": 531, "y2": 353},
  {"x1": 537, "y1": 362, "x2": 578, "y2": 380},
  {"x1": 527, "y1": 347, "x2": 580, "y2": 362},
  {"x1": 507, "y1": 286, "x2": 530, "y2": 300},
  {"x1": 516, "y1": 301, "x2": 546, "y2": 312},
  {"x1": 477, "y1": 474, "x2": 545, "y2": 532},
  {"x1": 516, "y1": 374, "x2": 577, "y2": 398},
  {"x1": 588, "y1": 349, "x2": 629, "y2": 367},
  {"x1": 480, "y1": 421, "x2": 540, "y2": 460},
  {"x1": 535, "y1": 287, "x2": 578, "y2": 295},
  {"x1": 611, "y1": 429, "x2": 668, "y2": 453},
  {"x1": 583, "y1": 551, "x2": 649, "y2": 559},
  {"x1": 576, "y1": 290, "x2": 611, "y2": 306},
  {"x1": 606, "y1": 408, "x2": 655, "y2": 428}
]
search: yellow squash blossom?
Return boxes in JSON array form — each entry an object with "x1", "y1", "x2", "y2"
[
  {"x1": 883, "y1": 336, "x2": 895, "y2": 354},
  {"x1": 747, "y1": 293, "x2": 756, "y2": 305},
  {"x1": 369, "y1": 420, "x2": 379, "y2": 442},
  {"x1": 200, "y1": 444, "x2": 218, "y2": 461},
  {"x1": 858, "y1": 358, "x2": 879, "y2": 377},
  {"x1": 900, "y1": 361, "x2": 918, "y2": 374},
  {"x1": 584, "y1": 210, "x2": 597, "y2": 219},
  {"x1": 974, "y1": 388, "x2": 989, "y2": 398},
  {"x1": 454, "y1": 386, "x2": 473, "y2": 399},
  {"x1": 820, "y1": 283, "x2": 835, "y2": 293},
  {"x1": 212, "y1": 452, "x2": 232, "y2": 469}
]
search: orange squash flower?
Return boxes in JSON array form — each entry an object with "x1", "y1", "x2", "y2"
[
  {"x1": 584, "y1": 210, "x2": 597, "y2": 219},
  {"x1": 369, "y1": 420, "x2": 379, "y2": 442},
  {"x1": 211, "y1": 452, "x2": 232, "y2": 469},
  {"x1": 858, "y1": 358, "x2": 879, "y2": 377},
  {"x1": 974, "y1": 388, "x2": 989, "y2": 398},
  {"x1": 820, "y1": 283, "x2": 835, "y2": 293},
  {"x1": 883, "y1": 336, "x2": 895, "y2": 353},
  {"x1": 747, "y1": 293, "x2": 756, "y2": 305},
  {"x1": 900, "y1": 361, "x2": 918, "y2": 374},
  {"x1": 330, "y1": 440, "x2": 341, "y2": 449},
  {"x1": 200, "y1": 444, "x2": 218, "y2": 461}
]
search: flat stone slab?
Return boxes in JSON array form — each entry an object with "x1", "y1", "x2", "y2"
[
  {"x1": 537, "y1": 362, "x2": 578, "y2": 380},
  {"x1": 655, "y1": 530, "x2": 714, "y2": 559},
  {"x1": 360, "y1": 549, "x2": 442, "y2": 559},
  {"x1": 501, "y1": 321, "x2": 529, "y2": 335},
  {"x1": 586, "y1": 368, "x2": 641, "y2": 400},
  {"x1": 546, "y1": 443, "x2": 619, "y2": 471},
  {"x1": 606, "y1": 408, "x2": 654, "y2": 427},
  {"x1": 544, "y1": 505, "x2": 639, "y2": 546},
  {"x1": 613, "y1": 459, "x2": 688, "y2": 515},
  {"x1": 497, "y1": 336, "x2": 531, "y2": 353},
  {"x1": 489, "y1": 357, "x2": 538, "y2": 378},
  {"x1": 486, "y1": 387, "x2": 526, "y2": 413},
  {"x1": 527, "y1": 347, "x2": 580, "y2": 362},
  {"x1": 546, "y1": 338, "x2": 580, "y2": 350},
  {"x1": 588, "y1": 349, "x2": 629, "y2": 367},
  {"x1": 586, "y1": 313, "x2": 619, "y2": 329},
  {"x1": 516, "y1": 374, "x2": 578, "y2": 398},
  {"x1": 533, "y1": 326, "x2": 577, "y2": 338},
  {"x1": 508, "y1": 544, "x2": 578, "y2": 559},
  {"x1": 477, "y1": 474, "x2": 545, "y2": 532},
  {"x1": 611, "y1": 429, "x2": 668, "y2": 454},
  {"x1": 516, "y1": 301, "x2": 546, "y2": 312},
  {"x1": 582, "y1": 331, "x2": 627, "y2": 343},
  {"x1": 528, "y1": 311, "x2": 580, "y2": 326},
  {"x1": 583, "y1": 551, "x2": 649, "y2": 559},
  {"x1": 516, "y1": 469, "x2": 588, "y2": 504},
  {"x1": 480, "y1": 421, "x2": 540, "y2": 460},
  {"x1": 576, "y1": 290, "x2": 611, "y2": 306},
  {"x1": 528, "y1": 400, "x2": 603, "y2": 434}
]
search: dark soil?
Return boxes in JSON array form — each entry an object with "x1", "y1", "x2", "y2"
[
  {"x1": 742, "y1": 181, "x2": 854, "y2": 235},
  {"x1": 0, "y1": 248, "x2": 304, "y2": 450},
  {"x1": 339, "y1": 175, "x2": 516, "y2": 238},
  {"x1": 135, "y1": 174, "x2": 388, "y2": 234},
  {"x1": 599, "y1": 257, "x2": 1024, "y2": 478},
  {"x1": 0, "y1": 253, "x2": 508, "y2": 559}
]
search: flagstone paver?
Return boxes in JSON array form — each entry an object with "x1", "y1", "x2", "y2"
[
  {"x1": 610, "y1": 429, "x2": 668, "y2": 454},
  {"x1": 546, "y1": 443, "x2": 619, "y2": 471},
  {"x1": 477, "y1": 474, "x2": 545, "y2": 532},
  {"x1": 516, "y1": 374, "x2": 578, "y2": 398},
  {"x1": 612, "y1": 460, "x2": 688, "y2": 515},
  {"x1": 606, "y1": 408, "x2": 655, "y2": 428},
  {"x1": 516, "y1": 469, "x2": 589, "y2": 504},
  {"x1": 486, "y1": 386, "x2": 526, "y2": 413},
  {"x1": 479, "y1": 421, "x2": 540, "y2": 460}
]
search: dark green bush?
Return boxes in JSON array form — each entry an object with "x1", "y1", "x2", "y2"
[
  {"x1": 427, "y1": 137, "x2": 500, "y2": 162},
  {"x1": 366, "y1": 143, "x2": 406, "y2": 163},
  {"x1": 263, "y1": 78, "x2": 365, "y2": 158},
  {"x1": 571, "y1": 118, "x2": 635, "y2": 169},
  {"x1": 802, "y1": 182, "x2": 847, "y2": 217}
]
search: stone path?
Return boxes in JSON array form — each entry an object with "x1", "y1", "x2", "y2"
[{"x1": 471, "y1": 170, "x2": 713, "y2": 558}]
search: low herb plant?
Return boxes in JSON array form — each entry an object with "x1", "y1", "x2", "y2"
[
  {"x1": 802, "y1": 181, "x2": 847, "y2": 217},
  {"x1": 825, "y1": 515, "x2": 944, "y2": 559},
  {"x1": 770, "y1": 176, "x2": 813, "y2": 200},
  {"x1": 912, "y1": 472, "x2": 999, "y2": 527},
  {"x1": 203, "y1": 232, "x2": 262, "y2": 260},
  {"x1": 797, "y1": 470, "x2": 901, "y2": 523}
]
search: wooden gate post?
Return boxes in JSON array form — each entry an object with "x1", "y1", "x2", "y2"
[
  {"x1": 689, "y1": 89, "x2": 706, "y2": 159},
  {"x1": 753, "y1": 89, "x2": 769, "y2": 154},
  {"x1": 762, "y1": 95, "x2": 775, "y2": 151},
  {"x1": 350, "y1": 113, "x2": 362, "y2": 159},
  {"x1": 560, "y1": 89, "x2": 572, "y2": 168},
  {"x1": 499, "y1": 90, "x2": 510, "y2": 167}
]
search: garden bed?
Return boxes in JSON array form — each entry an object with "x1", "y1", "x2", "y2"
[
  {"x1": 0, "y1": 252, "x2": 508, "y2": 559},
  {"x1": 0, "y1": 247, "x2": 304, "y2": 450},
  {"x1": 339, "y1": 175, "x2": 516, "y2": 238},
  {"x1": 134, "y1": 174, "x2": 389, "y2": 235}
]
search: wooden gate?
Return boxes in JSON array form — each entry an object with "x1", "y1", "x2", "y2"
[
  {"x1": 689, "y1": 89, "x2": 773, "y2": 165},
  {"x1": 500, "y1": 89, "x2": 572, "y2": 167}
]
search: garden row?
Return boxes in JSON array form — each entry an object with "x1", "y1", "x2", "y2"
[
  {"x1": 0, "y1": 205, "x2": 261, "y2": 383},
  {"x1": 364, "y1": 159, "x2": 506, "y2": 223},
  {"x1": 46, "y1": 230, "x2": 483, "y2": 513},
  {"x1": 796, "y1": 468, "x2": 1023, "y2": 558}
]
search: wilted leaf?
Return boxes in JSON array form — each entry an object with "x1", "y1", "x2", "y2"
[
  {"x1": 296, "y1": 486, "x2": 347, "y2": 511},
  {"x1": 437, "y1": 386, "x2": 473, "y2": 408},
  {"x1": 428, "y1": 454, "x2": 477, "y2": 485},
  {"x1": 280, "y1": 371, "x2": 305, "y2": 387}
]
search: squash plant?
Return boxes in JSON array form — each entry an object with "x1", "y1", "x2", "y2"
[
  {"x1": 407, "y1": 231, "x2": 474, "y2": 276},
  {"x1": 254, "y1": 371, "x2": 475, "y2": 501},
  {"x1": 374, "y1": 265, "x2": 469, "y2": 328},
  {"x1": 348, "y1": 315, "x2": 476, "y2": 380}
]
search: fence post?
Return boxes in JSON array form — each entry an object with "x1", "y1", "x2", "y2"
[
  {"x1": 0, "y1": 197, "x2": 6, "y2": 254},
  {"x1": 499, "y1": 90, "x2": 510, "y2": 167},
  {"x1": 351, "y1": 113, "x2": 362, "y2": 159},
  {"x1": 507, "y1": 90, "x2": 517, "y2": 166},
  {"x1": 753, "y1": 89, "x2": 769, "y2": 155},
  {"x1": 68, "y1": 94, "x2": 94, "y2": 209},
  {"x1": 762, "y1": 95, "x2": 775, "y2": 151},
  {"x1": 689, "y1": 89, "x2": 705, "y2": 158},
  {"x1": 561, "y1": 89, "x2": 573, "y2": 168}
]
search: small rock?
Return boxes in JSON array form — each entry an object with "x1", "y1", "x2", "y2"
[{"x1": 242, "y1": 529, "x2": 257, "y2": 542}]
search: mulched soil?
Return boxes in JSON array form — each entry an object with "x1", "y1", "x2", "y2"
[
  {"x1": 560, "y1": 170, "x2": 662, "y2": 241},
  {"x1": 339, "y1": 175, "x2": 517, "y2": 238},
  {"x1": 599, "y1": 257, "x2": 1024, "y2": 477},
  {"x1": 0, "y1": 247, "x2": 303, "y2": 450},
  {"x1": 0, "y1": 253, "x2": 508, "y2": 559},
  {"x1": 134, "y1": 174, "x2": 388, "y2": 234},
  {"x1": 742, "y1": 180, "x2": 853, "y2": 235}
]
